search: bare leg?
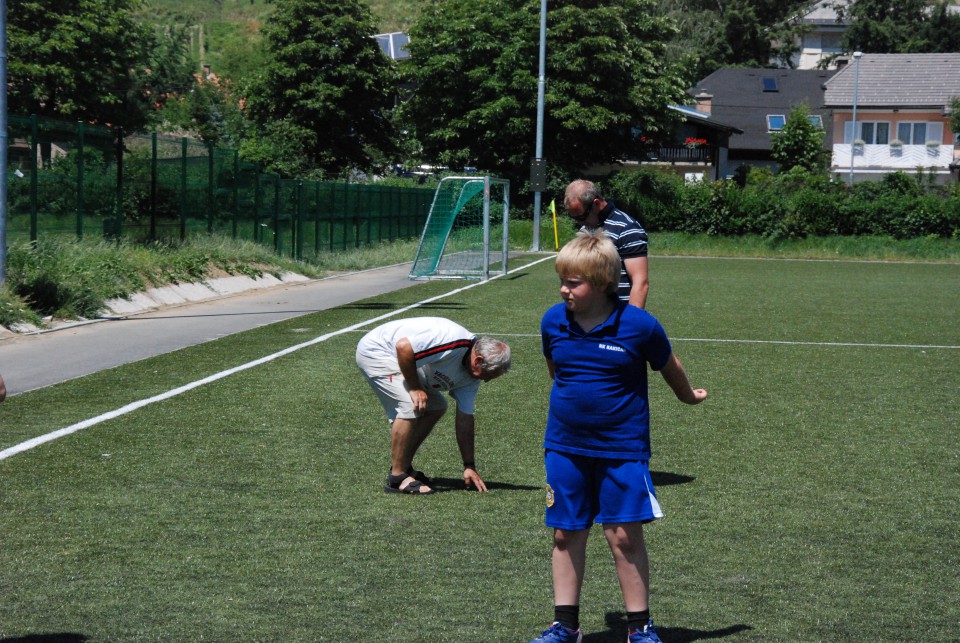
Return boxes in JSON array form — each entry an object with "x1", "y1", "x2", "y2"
[
  {"x1": 603, "y1": 522, "x2": 649, "y2": 612},
  {"x1": 390, "y1": 409, "x2": 444, "y2": 480},
  {"x1": 552, "y1": 528, "x2": 590, "y2": 606}
]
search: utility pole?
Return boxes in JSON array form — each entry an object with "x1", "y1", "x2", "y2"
[
  {"x1": 531, "y1": 0, "x2": 547, "y2": 251},
  {"x1": 849, "y1": 51, "x2": 862, "y2": 186},
  {"x1": 1, "y1": 0, "x2": 8, "y2": 285}
]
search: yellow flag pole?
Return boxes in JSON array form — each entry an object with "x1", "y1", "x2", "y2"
[{"x1": 550, "y1": 199, "x2": 559, "y2": 249}]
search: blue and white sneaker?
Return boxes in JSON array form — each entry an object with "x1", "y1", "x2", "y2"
[
  {"x1": 627, "y1": 619, "x2": 662, "y2": 642},
  {"x1": 530, "y1": 621, "x2": 583, "y2": 643}
]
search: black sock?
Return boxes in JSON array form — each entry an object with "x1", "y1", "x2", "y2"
[
  {"x1": 627, "y1": 610, "x2": 650, "y2": 632},
  {"x1": 554, "y1": 605, "x2": 580, "y2": 630}
]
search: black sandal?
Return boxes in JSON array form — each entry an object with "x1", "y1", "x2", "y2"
[
  {"x1": 384, "y1": 472, "x2": 435, "y2": 495},
  {"x1": 406, "y1": 467, "x2": 432, "y2": 485}
]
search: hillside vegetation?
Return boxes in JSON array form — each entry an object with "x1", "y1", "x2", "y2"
[{"x1": 137, "y1": 0, "x2": 424, "y2": 81}]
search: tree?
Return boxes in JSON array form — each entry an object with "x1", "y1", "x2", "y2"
[
  {"x1": 399, "y1": 0, "x2": 690, "y2": 186},
  {"x1": 770, "y1": 103, "x2": 828, "y2": 173},
  {"x1": 919, "y1": 1, "x2": 960, "y2": 52},
  {"x1": 838, "y1": 0, "x2": 960, "y2": 54},
  {"x1": 7, "y1": 0, "x2": 193, "y2": 133},
  {"x1": 156, "y1": 75, "x2": 248, "y2": 147},
  {"x1": 242, "y1": 0, "x2": 398, "y2": 178},
  {"x1": 655, "y1": 0, "x2": 808, "y2": 77}
]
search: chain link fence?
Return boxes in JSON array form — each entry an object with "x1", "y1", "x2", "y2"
[{"x1": 5, "y1": 115, "x2": 434, "y2": 260}]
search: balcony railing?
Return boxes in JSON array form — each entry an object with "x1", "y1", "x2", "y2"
[
  {"x1": 833, "y1": 143, "x2": 956, "y2": 170},
  {"x1": 644, "y1": 146, "x2": 713, "y2": 164}
]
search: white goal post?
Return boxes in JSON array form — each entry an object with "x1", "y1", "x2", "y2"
[{"x1": 409, "y1": 175, "x2": 510, "y2": 281}]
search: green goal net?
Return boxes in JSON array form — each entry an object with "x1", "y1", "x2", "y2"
[{"x1": 409, "y1": 176, "x2": 510, "y2": 280}]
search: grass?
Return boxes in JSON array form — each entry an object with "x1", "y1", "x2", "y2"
[
  {"x1": 3, "y1": 224, "x2": 959, "y2": 328},
  {"x1": 650, "y1": 231, "x2": 960, "y2": 262},
  {"x1": 0, "y1": 252, "x2": 958, "y2": 641},
  {"x1": 0, "y1": 236, "x2": 327, "y2": 327}
]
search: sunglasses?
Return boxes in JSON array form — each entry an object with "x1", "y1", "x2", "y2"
[{"x1": 570, "y1": 200, "x2": 594, "y2": 223}]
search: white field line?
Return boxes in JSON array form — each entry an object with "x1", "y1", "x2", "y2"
[
  {"x1": 673, "y1": 338, "x2": 959, "y2": 349},
  {"x1": 0, "y1": 255, "x2": 558, "y2": 462},
  {"x1": 652, "y1": 254, "x2": 960, "y2": 266},
  {"x1": 490, "y1": 333, "x2": 959, "y2": 350}
]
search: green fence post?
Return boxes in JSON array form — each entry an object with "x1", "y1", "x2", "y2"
[
  {"x1": 150, "y1": 132, "x2": 158, "y2": 241},
  {"x1": 108, "y1": 125, "x2": 123, "y2": 241},
  {"x1": 253, "y1": 171, "x2": 262, "y2": 243},
  {"x1": 29, "y1": 115, "x2": 38, "y2": 242},
  {"x1": 352, "y1": 183, "x2": 360, "y2": 248},
  {"x1": 314, "y1": 182, "x2": 321, "y2": 255},
  {"x1": 76, "y1": 121, "x2": 85, "y2": 240},
  {"x1": 180, "y1": 137, "x2": 188, "y2": 240},
  {"x1": 232, "y1": 150, "x2": 239, "y2": 239},
  {"x1": 295, "y1": 180, "x2": 303, "y2": 260},
  {"x1": 207, "y1": 142, "x2": 214, "y2": 234},
  {"x1": 273, "y1": 179, "x2": 280, "y2": 254},
  {"x1": 328, "y1": 183, "x2": 335, "y2": 252}
]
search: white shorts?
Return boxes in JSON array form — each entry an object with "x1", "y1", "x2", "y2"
[{"x1": 356, "y1": 353, "x2": 448, "y2": 421}]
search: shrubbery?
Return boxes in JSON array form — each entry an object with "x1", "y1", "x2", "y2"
[{"x1": 604, "y1": 167, "x2": 960, "y2": 240}]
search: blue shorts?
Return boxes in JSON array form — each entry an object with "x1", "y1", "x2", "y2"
[{"x1": 544, "y1": 449, "x2": 664, "y2": 530}]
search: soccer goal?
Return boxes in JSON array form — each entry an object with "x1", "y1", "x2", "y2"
[{"x1": 409, "y1": 176, "x2": 510, "y2": 281}]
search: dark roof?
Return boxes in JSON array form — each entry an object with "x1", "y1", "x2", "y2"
[
  {"x1": 689, "y1": 68, "x2": 837, "y2": 150},
  {"x1": 823, "y1": 53, "x2": 960, "y2": 108},
  {"x1": 669, "y1": 105, "x2": 743, "y2": 135}
]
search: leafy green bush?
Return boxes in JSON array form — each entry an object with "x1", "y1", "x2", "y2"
[
  {"x1": 0, "y1": 287, "x2": 42, "y2": 328},
  {"x1": 604, "y1": 166, "x2": 960, "y2": 240},
  {"x1": 603, "y1": 168, "x2": 684, "y2": 231}
]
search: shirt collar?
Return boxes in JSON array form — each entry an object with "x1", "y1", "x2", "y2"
[
  {"x1": 559, "y1": 298, "x2": 623, "y2": 335},
  {"x1": 597, "y1": 199, "x2": 616, "y2": 226},
  {"x1": 460, "y1": 337, "x2": 478, "y2": 367}
]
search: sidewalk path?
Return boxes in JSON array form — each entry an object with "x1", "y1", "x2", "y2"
[{"x1": 0, "y1": 263, "x2": 418, "y2": 396}]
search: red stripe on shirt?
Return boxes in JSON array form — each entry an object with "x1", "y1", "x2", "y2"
[{"x1": 414, "y1": 338, "x2": 474, "y2": 361}]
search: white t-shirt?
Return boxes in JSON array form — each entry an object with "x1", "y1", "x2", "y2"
[{"x1": 356, "y1": 317, "x2": 481, "y2": 413}]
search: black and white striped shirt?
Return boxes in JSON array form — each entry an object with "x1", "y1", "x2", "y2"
[{"x1": 584, "y1": 201, "x2": 648, "y2": 301}]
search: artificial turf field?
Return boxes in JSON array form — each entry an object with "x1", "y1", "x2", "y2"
[{"x1": 1, "y1": 253, "x2": 958, "y2": 642}]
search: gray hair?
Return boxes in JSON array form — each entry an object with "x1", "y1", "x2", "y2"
[{"x1": 475, "y1": 336, "x2": 511, "y2": 375}]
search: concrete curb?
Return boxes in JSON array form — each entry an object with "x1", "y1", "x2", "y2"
[
  {"x1": 1, "y1": 271, "x2": 312, "y2": 336},
  {"x1": 103, "y1": 271, "x2": 311, "y2": 316}
]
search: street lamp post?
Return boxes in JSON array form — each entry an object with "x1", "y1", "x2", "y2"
[
  {"x1": 0, "y1": 0, "x2": 8, "y2": 285},
  {"x1": 849, "y1": 51, "x2": 862, "y2": 186},
  {"x1": 531, "y1": 0, "x2": 547, "y2": 251}
]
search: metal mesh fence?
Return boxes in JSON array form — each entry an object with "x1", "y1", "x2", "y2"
[{"x1": 4, "y1": 115, "x2": 434, "y2": 259}]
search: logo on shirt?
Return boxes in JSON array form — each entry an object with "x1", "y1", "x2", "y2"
[
  {"x1": 599, "y1": 343, "x2": 625, "y2": 353},
  {"x1": 431, "y1": 370, "x2": 455, "y2": 390}
]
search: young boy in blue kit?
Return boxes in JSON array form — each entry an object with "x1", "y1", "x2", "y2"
[{"x1": 530, "y1": 232, "x2": 708, "y2": 643}]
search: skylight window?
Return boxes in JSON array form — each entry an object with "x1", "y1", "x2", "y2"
[
  {"x1": 762, "y1": 77, "x2": 778, "y2": 92},
  {"x1": 767, "y1": 115, "x2": 786, "y2": 131}
]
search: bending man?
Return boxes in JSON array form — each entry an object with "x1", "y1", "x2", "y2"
[{"x1": 356, "y1": 317, "x2": 511, "y2": 495}]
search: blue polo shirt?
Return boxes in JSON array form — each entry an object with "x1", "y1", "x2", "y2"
[{"x1": 541, "y1": 300, "x2": 672, "y2": 459}]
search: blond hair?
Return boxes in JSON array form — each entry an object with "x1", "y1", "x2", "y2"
[{"x1": 555, "y1": 231, "x2": 620, "y2": 295}]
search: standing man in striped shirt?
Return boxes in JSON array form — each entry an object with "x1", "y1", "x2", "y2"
[
  {"x1": 563, "y1": 179, "x2": 649, "y2": 309},
  {"x1": 356, "y1": 317, "x2": 511, "y2": 495}
]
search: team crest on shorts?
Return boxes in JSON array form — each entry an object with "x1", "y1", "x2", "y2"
[{"x1": 545, "y1": 484, "x2": 555, "y2": 508}]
